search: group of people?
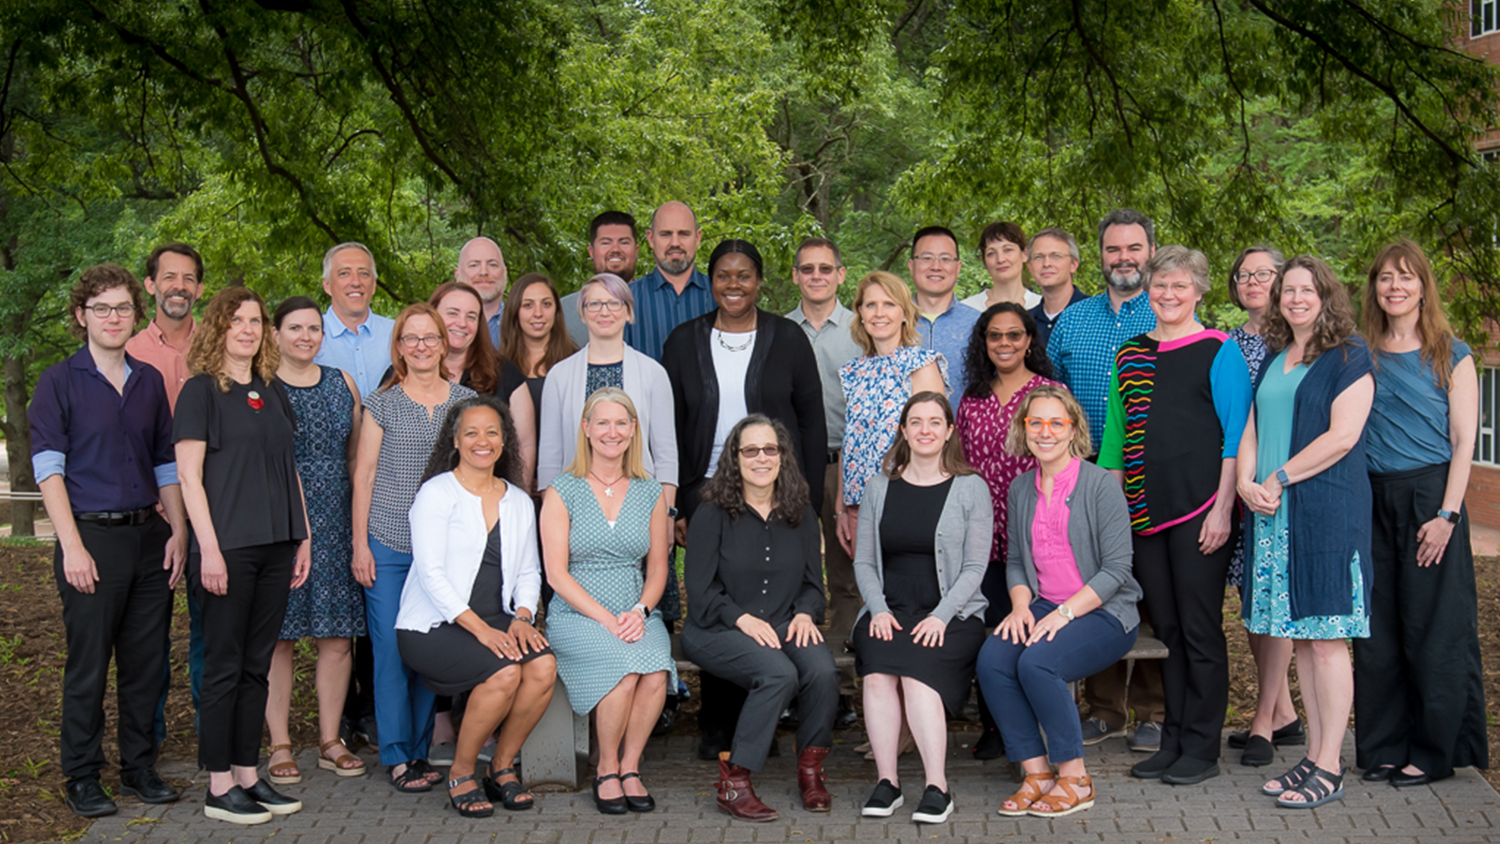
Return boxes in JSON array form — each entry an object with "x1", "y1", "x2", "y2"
[{"x1": 32, "y1": 200, "x2": 1486, "y2": 826}]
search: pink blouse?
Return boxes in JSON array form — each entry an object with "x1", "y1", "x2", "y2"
[
  {"x1": 1032, "y1": 457, "x2": 1086, "y2": 603},
  {"x1": 955, "y1": 374, "x2": 1057, "y2": 564}
]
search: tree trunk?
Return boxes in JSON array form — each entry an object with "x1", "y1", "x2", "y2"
[{"x1": 1, "y1": 345, "x2": 36, "y2": 536}]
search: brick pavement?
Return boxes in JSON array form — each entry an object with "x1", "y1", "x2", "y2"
[{"x1": 73, "y1": 730, "x2": 1499, "y2": 844}]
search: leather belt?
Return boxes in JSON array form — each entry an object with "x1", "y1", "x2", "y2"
[{"x1": 75, "y1": 507, "x2": 156, "y2": 527}]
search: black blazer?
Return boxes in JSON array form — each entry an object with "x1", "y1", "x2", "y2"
[{"x1": 662, "y1": 308, "x2": 827, "y2": 521}]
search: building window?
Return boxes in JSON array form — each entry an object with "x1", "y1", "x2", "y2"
[
  {"x1": 1480, "y1": 365, "x2": 1499, "y2": 465},
  {"x1": 1476, "y1": 0, "x2": 1499, "y2": 37}
]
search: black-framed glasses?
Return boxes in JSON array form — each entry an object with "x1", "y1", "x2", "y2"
[
  {"x1": 87, "y1": 303, "x2": 136, "y2": 318},
  {"x1": 739, "y1": 444, "x2": 781, "y2": 458},
  {"x1": 1235, "y1": 269, "x2": 1277, "y2": 286},
  {"x1": 582, "y1": 299, "x2": 626, "y2": 313}
]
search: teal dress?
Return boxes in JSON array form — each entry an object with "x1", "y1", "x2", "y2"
[
  {"x1": 546, "y1": 473, "x2": 677, "y2": 714},
  {"x1": 1245, "y1": 350, "x2": 1369, "y2": 639}
]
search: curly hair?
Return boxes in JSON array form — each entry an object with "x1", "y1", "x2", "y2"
[
  {"x1": 419, "y1": 395, "x2": 523, "y2": 487},
  {"x1": 381, "y1": 302, "x2": 451, "y2": 393},
  {"x1": 850, "y1": 271, "x2": 920, "y2": 356},
  {"x1": 187, "y1": 287, "x2": 280, "y2": 391},
  {"x1": 1362, "y1": 239, "x2": 1458, "y2": 390},
  {"x1": 500, "y1": 273, "x2": 577, "y2": 378},
  {"x1": 882, "y1": 391, "x2": 975, "y2": 478},
  {"x1": 962, "y1": 303, "x2": 1053, "y2": 399},
  {"x1": 428, "y1": 281, "x2": 499, "y2": 394},
  {"x1": 699, "y1": 415, "x2": 809, "y2": 525},
  {"x1": 69, "y1": 264, "x2": 146, "y2": 341},
  {"x1": 1004, "y1": 384, "x2": 1094, "y2": 461},
  {"x1": 1261, "y1": 255, "x2": 1359, "y2": 366}
]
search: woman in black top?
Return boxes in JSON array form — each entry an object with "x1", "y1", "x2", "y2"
[
  {"x1": 681, "y1": 415, "x2": 837, "y2": 822},
  {"x1": 499, "y1": 272, "x2": 578, "y2": 452},
  {"x1": 176, "y1": 287, "x2": 311, "y2": 825}
]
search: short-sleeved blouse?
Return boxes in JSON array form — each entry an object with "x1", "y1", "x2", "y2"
[
  {"x1": 1367, "y1": 340, "x2": 1472, "y2": 473},
  {"x1": 840, "y1": 345, "x2": 945, "y2": 506},
  {"x1": 174, "y1": 374, "x2": 307, "y2": 550},
  {"x1": 364, "y1": 381, "x2": 477, "y2": 553},
  {"x1": 955, "y1": 374, "x2": 1058, "y2": 563},
  {"x1": 1228, "y1": 326, "x2": 1268, "y2": 383}
]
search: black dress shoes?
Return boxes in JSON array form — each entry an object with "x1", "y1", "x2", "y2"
[
  {"x1": 244, "y1": 779, "x2": 303, "y2": 814},
  {"x1": 1362, "y1": 765, "x2": 1396, "y2": 782},
  {"x1": 1390, "y1": 770, "x2": 1435, "y2": 788},
  {"x1": 1161, "y1": 756, "x2": 1221, "y2": 785},
  {"x1": 65, "y1": 778, "x2": 118, "y2": 818},
  {"x1": 119, "y1": 768, "x2": 180, "y2": 803}
]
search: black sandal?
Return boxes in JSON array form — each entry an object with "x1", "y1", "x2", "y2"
[
  {"x1": 1261, "y1": 756, "x2": 1315, "y2": 796},
  {"x1": 448, "y1": 774, "x2": 494, "y2": 818},
  {"x1": 391, "y1": 763, "x2": 433, "y2": 793},
  {"x1": 409, "y1": 758, "x2": 443, "y2": 784},
  {"x1": 484, "y1": 767, "x2": 534, "y2": 811},
  {"x1": 1277, "y1": 766, "x2": 1344, "y2": 809},
  {"x1": 620, "y1": 771, "x2": 655, "y2": 813}
]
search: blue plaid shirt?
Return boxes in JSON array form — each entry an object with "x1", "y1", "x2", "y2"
[
  {"x1": 1045, "y1": 291, "x2": 1157, "y2": 452},
  {"x1": 914, "y1": 298, "x2": 981, "y2": 404},
  {"x1": 624, "y1": 267, "x2": 715, "y2": 362}
]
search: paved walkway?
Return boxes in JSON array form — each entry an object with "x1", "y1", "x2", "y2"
[{"x1": 74, "y1": 730, "x2": 1499, "y2": 844}]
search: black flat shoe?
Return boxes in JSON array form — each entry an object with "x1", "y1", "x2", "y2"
[
  {"x1": 1161, "y1": 756, "x2": 1220, "y2": 785},
  {"x1": 120, "y1": 768, "x2": 180, "y2": 804},
  {"x1": 1240, "y1": 735, "x2": 1274, "y2": 767},
  {"x1": 1362, "y1": 765, "x2": 1396, "y2": 782},
  {"x1": 244, "y1": 779, "x2": 302, "y2": 815},
  {"x1": 972, "y1": 727, "x2": 1005, "y2": 761},
  {"x1": 204, "y1": 785, "x2": 272, "y2": 825},
  {"x1": 1390, "y1": 770, "x2": 1433, "y2": 788},
  {"x1": 1129, "y1": 749, "x2": 1179, "y2": 780},
  {"x1": 1228, "y1": 718, "x2": 1306, "y2": 749},
  {"x1": 593, "y1": 773, "x2": 628, "y2": 815},
  {"x1": 620, "y1": 772, "x2": 655, "y2": 812},
  {"x1": 65, "y1": 778, "x2": 117, "y2": 818}
]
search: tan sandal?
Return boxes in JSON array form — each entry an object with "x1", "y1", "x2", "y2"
[
  {"x1": 318, "y1": 738, "x2": 366, "y2": 777},
  {"x1": 996, "y1": 772, "x2": 1054, "y2": 816},
  {"x1": 1027, "y1": 774, "x2": 1094, "y2": 817},
  {"x1": 267, "y1": 744, "x2": 301, "y2": 784}
]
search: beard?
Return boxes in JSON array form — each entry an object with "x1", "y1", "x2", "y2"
[
  {"x1": 1105, "y1": 264, "x2": 1144, "y2": 293},
  {"x1": 157, "y1": 291, "x2": 196, "y2": 320},
  {"x1": 657, "y1": 253, "x2": 694, "y2": 276}
]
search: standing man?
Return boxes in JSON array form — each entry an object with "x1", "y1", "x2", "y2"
[
  {"x1": 625, "y1": 200, "x2": 714, "y2": 362},
  {"x1": 960, "y1": 221, "x2": 1041, "y2": 311},
  {"x1": 454, "y1": 236, "x2": 508, "y2": 346},
  {"x1": 563, "y1": 211, "x2": 640, "y2": 345},
  {"x1": 786, "y1": 236, "x2": 862, "y2": 727},
  {"x1": 31, "y1": 264, "x2": 189, "y2": 817},
  {"x1": 315, "y1": 241, "x2": 394, "y2": 399},
  {"x1": 908, "y1": 225, "x2": 981, "y2": 402},
  {"x1": 1025, "y1": 227, "x2": 1089, "y2": 347},
  {"x1": 1046, "y1": 208, "x2": 1165, "y2": 752}
]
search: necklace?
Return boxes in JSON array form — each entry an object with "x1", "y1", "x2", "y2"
[
  {"x1": 455, "y1": 471, "x2": 498, "y2": 496},
  {"x1": 715, "y1": 327, "x2": 754, "y2": 352},
  {"x1": 589, "y1": 470, "x2": 626, "y2": 497}
]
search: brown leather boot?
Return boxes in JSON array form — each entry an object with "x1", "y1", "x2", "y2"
[
  {"x1": 797, "y1": 746, "x2": 832, "y2": 811},
  {"x1": 717, "y1": 752, "x2": 779, "y2": 821}
]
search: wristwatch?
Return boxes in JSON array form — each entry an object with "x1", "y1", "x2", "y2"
[
  {"x1": 1275, "y1": 468, "x2": 1291, "y2": 487},
  {"x1": 1439, "y1": 509, "x2": 1461, "y2": 525},
  {"x1": 632, "y1": 603, "x2": 650, "y2": 618},
  {"x1": 1057, "y1": 603, "x2": 1074, "y2": 621},
  {"x1": 667, "y1": 506, "x2": 680, "y2": 520}
]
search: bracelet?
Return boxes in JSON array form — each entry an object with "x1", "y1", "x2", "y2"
[{"x1": 515, "y1": 613, "x2": 534, "y2": 624}]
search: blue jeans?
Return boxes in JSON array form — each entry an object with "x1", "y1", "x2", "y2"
[
  {"x1": 976, "y1": 599, "x2": 1136, "y2": 764},
  {"x1": 154, "y1": 586, "x2": 204, "y2": 743},
  {"x1": 364, "y1": 535, "x2": 435, "y2": 767}
]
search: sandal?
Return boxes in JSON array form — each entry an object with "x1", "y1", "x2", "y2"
[
  {"x1": 409, "y1": 758, "x2": 444, "y2": 784},
  {"x1": 390, "y1": 763, "x2": 434, "y2": 793},
  {"x1": 996, "y1": 772, "x2": 1054, "y2": 817},
  {"x1": 448, "y1": 774, "x2": 494, "y2": 818},
  {"x1": 267, "y1": 744, "x2": 301, "y2": 785},
  {"x1": 1262, "y1": 756, "x2": 1315, "y2": 796},
  {"x1": 317, "y1": 738, "x2": 366, "y2": 777},
  {"x1": 1028, "y1": 775, "x2": 1095, "y2": 818},
  {"x1": 1277, "y1": 766, "x2": 1344, "y2": 809},
  {"x1": 483, "y1": 767, "x2": 534, "y2": 811}
]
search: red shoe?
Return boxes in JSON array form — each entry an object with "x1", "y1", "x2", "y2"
[
  {"x1": 717, "y1": 752, "x2": 779, "y2": 821},
  {"x1": 797, "y1": 746, "x2": 831, "y2": 811}
]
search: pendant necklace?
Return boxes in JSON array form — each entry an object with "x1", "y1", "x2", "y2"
[{"x1": 589, "y1": 470, "x2": 625, "y2": 497}]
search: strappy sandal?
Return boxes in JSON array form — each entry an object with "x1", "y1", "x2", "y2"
[
  {"x1": 1028, "y1": 774, "x2": 1095, "y2": 818},
  {"x1": 409, "y1": 758, "x2": 444, "y2": 784},
  {"x1": 267, "y1": 744, "x2": 301, "y2": 785},
  {"x1": 1262, "y1": 756, "x2": 1316, "y2": 796},
  {"x1": 317, "y1": 738, "x2": 366, "y2": 777},
  {"x1": 448, "y1": 774, "x2": 494, "y2": 818},
  {"x1": 996, "y1": 772, "x2": 1054, "y2": 817},
  {"x1": 1277, "y1": 766, "x2": 1344, "y2": 809},
  {"x1": 390, "y1": 763, "x2": 434, "y2": 793},
  {"x1": 483, "y1": 767, "x2": 534, "y2": 811}
]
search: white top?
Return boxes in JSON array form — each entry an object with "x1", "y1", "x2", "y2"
[
  {"x1": 705, "y1": 329, "x2": 757, "y2": 477},
  {"x1": 961, "y1": 288, "x2": 1042, "y2": 311},
  {"x1": 395, "y1": 473, "x2": 542, "y2": 632}
]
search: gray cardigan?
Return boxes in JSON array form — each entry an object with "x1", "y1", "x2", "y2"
[
  {"x1": 853, "y1": 472, "x2": 991, "y2": 624},
  {"x1": 537, "y1": 344, "x2": 678, "y2": 490},
  {"x1": 1006, "y1": 459, "x2": 1141, "y2": 633}
]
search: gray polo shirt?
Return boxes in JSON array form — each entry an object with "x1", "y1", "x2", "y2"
[{"x1": 786, "y1": 300, "x2": 863, "y2": 450}]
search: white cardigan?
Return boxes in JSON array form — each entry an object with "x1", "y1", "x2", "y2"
[
  {"x1": 536, "y1": 343, "x2": 679, "y2": 490},
  {"x1": 395, "y1": 472, "x2": 542, "y2": 632}
]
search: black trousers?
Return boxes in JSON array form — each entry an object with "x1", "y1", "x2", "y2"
[
  {"x1": 1131, "y1": 507, "x2": 1232, "y2": 761},
  {"x1": 1354, "y1": 464, "x2": 1488, "y2": 778},
  {"x1": 193, "y1": 541, "x2": 296, "y2": 772},
  {"x1": 57, "y1": 516, "x2": 173, "y2": 783},
  {"x1": 682, "y1": 621, "x2": 839, "y2": 771}
]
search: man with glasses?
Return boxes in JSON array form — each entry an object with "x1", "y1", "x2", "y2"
[
  {"x1": 960, "y1": 221, "x2": 1042, "y2": 312},
  {"x1": 31, "y1": 264, "x2": 189, "y2": 817},
  {"x1": 1025, "y1": 227, "x2": 1089, "y2": 347},
  {"x1": 908, "y1": 225, "x2": 981, "y2": 402},
  {"x1": 1045, "y1": 209, "x2": 1166, "y2": 753},
  {"x1": 563, "y1": 211, "x2": 640, "y2": 345},
  {"x1": 626, "y1": 201, "x2": 713, "y2": 362}
]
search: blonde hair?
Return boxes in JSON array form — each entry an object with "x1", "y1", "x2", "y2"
[
  {"x1": 564, "y1": 387, "x2": 649, "y2": 480},
  {"x1": 1005, "y1": 384, "x2": 1093, "y2": 460},
  {"x1": 850, "y1": 271, "x2": 920, "y2": 356},
  {"x1": 187, "y1": 287, "x2": 281, "y2": 392}
]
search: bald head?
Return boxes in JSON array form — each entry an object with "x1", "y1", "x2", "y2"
[
  {"x1": 646, "y1": 201, "x2": 701, "y2": 278},
  {"x1": 455, "y1": 236, "x2": 507, "y2": 304}
]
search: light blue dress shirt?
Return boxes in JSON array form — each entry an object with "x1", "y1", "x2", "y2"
[
  {"x1": 314, "y1": 308, "x2": 396, "y2": 399},
  {"x1": 914, "y1": 298, "x2": 980, "y2": 404}
]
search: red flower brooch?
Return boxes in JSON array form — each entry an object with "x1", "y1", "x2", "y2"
[{"x1": 247, "y1": 390, "x2": 264, "y2": 411}]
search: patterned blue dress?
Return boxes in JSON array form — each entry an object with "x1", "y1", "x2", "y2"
[
  {"x1": 1244, "y1": 351, "x2": 1368, "y2": 640},
  {"x1": 279, "y1": 366, "x2": 366, "y2": 639},
  {"x1": 546, "y1": 473, "x2": 677, "y2": 714},
  {"x1": 1226, "y1": 327, "x2": 1268, "y2": 588}
]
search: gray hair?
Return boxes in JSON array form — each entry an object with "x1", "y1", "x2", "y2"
[
  {"x1": 577, "y1": 273, "x2": 636, "y2": 321},
  {"x1": 322, "y1": 242, "x2": 379, "y2": 281},
  {"x1": 1028, "y1": 227, "x2": 1080, "y2": 263},
  {"x1": 1096, "y1": 209, "x2": 1156, "y2": 253},
  {"x1": 1143, "y1": 244, "x2": 1211, "y2": 295}
]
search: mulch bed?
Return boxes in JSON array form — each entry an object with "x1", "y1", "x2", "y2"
[{"x1": 2, "y1": 540, "x2": 1499, "y2": 842}]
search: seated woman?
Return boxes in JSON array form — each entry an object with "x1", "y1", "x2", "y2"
[
  {"x1": 976, "y1": 385, "x2": 1141, "y2": 818},
  {"x1": 681, "y1": 415, "x2": 838, "y2": 822},
  {"x1": 540, "y1": 387, "x2": 676, "y2": 815},
  {"x1": 852, "y1": 391, "x2": 989, "y2": 825},
  {"x1": 396, "y1": 396, "x2": 557, "y2": 817}
]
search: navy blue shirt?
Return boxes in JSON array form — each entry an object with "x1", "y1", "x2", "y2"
[
  {"x1": 1028, "y1": 287, "x2": 1090, "y2": 349},
  {"x1": 28, "y1": 347, "x2": 177, "y2": 513}
]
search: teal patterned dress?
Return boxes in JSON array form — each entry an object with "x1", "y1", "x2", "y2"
[
  {"x1": 546, "y1": 473, "x2": 677, "y2": 714},
  {"x1": 1244, "y1": 350, "x2": 1369, "y2": 640}
]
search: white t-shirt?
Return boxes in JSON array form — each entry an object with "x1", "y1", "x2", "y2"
[
  {"x1": 961, "y1": 288, "x2": 1042, "y2": 311},
  {"x1": 706, "y1": 328, "x2": 757, "y2": 477}
]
